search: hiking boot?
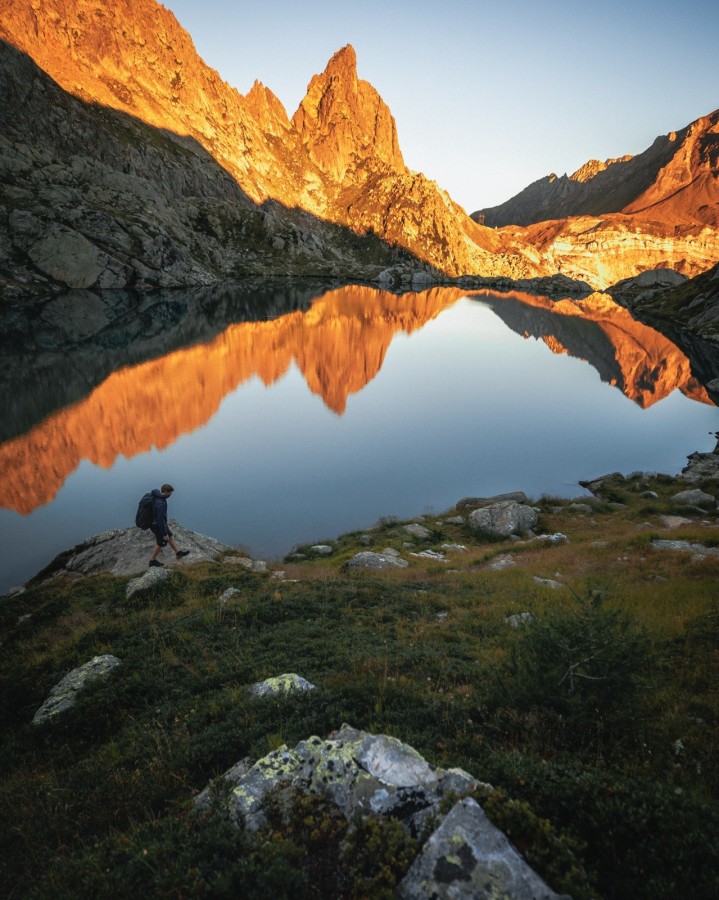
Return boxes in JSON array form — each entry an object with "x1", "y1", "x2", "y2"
[
  {"x1": 176, "y1": 550, "x2": 190, "y2": 559},
  {"x1": 149, "y1": 559, "x2": 164, "y2": 568}
]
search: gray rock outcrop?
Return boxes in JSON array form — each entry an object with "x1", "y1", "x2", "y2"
[
  {"x1": 197, "y1": 725, "x2": 562, "y2": 897},
  {"x1": 30, "y1": 521, "x2": 231, "y2": 585},
  {"x1": 219, "y1": 588, "x2": 242, "y2": 606},
  {"x1": 456, "y1": 492, "x2": 528, "y2": 512},
  {"x1": 652, "y1": 540, "x2": 719, "y2": 560},
  {"x1": 404, "y1": 523, "x2": 432, "y2": 540},
  {"x1": 126, "y1": 567, "x2": 168, "y2": 599},
  {"x1": 344, "y1": 551, "x2": 409, "y2": 570},
  {"x1": 468, "y1": 501, "x2": 539, "y2": 537},
  {"x1": 398, "y1": 797, "x2": 564, "y2": 899},
  {"x1": 32, "y1": 654, "x2": 121, "y2": 724},
  {"x1": 671, "y1": 489, "x2": 715, "y2": 508},
  {"x1": 198, "y1": 724, "x2": 477, "y2": 833},
  {"x1": 682, "y1": 440, "x2": 719, "y2": 482}
]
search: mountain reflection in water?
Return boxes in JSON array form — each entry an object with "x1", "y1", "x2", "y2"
[{"x1": 0, "y1": 283, "x2": 714, "y2": 517}]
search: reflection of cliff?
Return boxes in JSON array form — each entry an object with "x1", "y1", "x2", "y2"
[
  {"x1": 2, "y1": 285, "x2": 712, "y2": 516},
  {"x1": 0, "y1": 286, "x2": 462, "y2": 514},
  {"x1": 479, "y1": 290, "x2": 712, "y2": 407},
  {"x1": 0, "y1": 280, "x2": 338, "y2": 443}
]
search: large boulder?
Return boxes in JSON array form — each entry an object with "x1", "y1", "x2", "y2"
[
  {"x1": 468, "y1": 501, "x2": 538, "y2": 536},
  {"x1": 197, "y1": 724, "x2": 477, "y2": 833},
  {"x1": 404, "y1": 523, "x2": 432, "y2": 540},
  {"x1": 125, "y1": 566, "x2": 168, "y2": 599},
  {"x1": 30, "y1": 521, "x2": 232, "y2": 584},
  {"x1": 671, "y1": 488, "x2": 715, "y2": 508},
  {"x1": 196, "y1": 725, "x2": 563, "y2": 897},
  {"x1": 28, "y1": 224, "x2": 132, "y2": 289},
  {"x1": 32, "y1": 654, "x2": 121, "y2": 724}
]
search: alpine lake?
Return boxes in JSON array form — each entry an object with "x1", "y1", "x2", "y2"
[{"x1": 1, "y1": 278, "x2": 717, "y2": 593}]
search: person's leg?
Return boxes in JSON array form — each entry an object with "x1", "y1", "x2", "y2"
[
  {"x1": 149, "y1": 527, "x2": 167, "y2": 566},
  {"x1": 166, "y1": 531, "x2": 189, "y2": 558}
]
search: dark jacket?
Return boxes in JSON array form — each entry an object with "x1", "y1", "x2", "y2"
[{"x1": 151, "y1": 489, "x2": 169, "y2": 534}]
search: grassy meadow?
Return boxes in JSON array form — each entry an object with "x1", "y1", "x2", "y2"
[{"x1": 1, "y1": 470, "x2": 718, "y2": 898}]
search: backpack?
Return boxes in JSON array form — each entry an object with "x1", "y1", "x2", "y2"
[{"x1": 135, "y1": 491, "x2": 154, "y2": 529}]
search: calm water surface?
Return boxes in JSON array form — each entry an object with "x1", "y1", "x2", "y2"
[{"x1": 1, "y1": 283, "x2": 716, "y2": 592}]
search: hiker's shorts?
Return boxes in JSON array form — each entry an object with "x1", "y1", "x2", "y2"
[{"x1": 151, "y1": 525, "x2": 173, "y2": 547}]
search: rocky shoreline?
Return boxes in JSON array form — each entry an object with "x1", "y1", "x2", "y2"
[{"x1": 7, "y1": 435, "x2": 717, "y2": 597}]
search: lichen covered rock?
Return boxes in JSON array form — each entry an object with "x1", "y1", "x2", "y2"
[
  {"x1": 247, "y1": 673, "x2": 317, "y2": 699},
  {"x1": 397, "y1": 797, "x2": 565, "y2": 899},
  {"x1": 198, "y1": 724, "x2": 478, "y2": 834}
]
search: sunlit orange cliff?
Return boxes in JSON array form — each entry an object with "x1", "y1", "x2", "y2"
[{"x1": 0, "y1": 286, "x2": 711, "y2": 515}]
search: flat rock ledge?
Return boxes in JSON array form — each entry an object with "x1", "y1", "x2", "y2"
[
  {"x1": 344, "y1": 550, "x2": 409, "y2": 570},
  {"x1": 29, "y1": 521, "x2": 233, "y2": 585},
  {"x1": 652, "y1": 539, "x2": 719, "y2": 560},
  {"x1": 196, "y1": 724, "x2": 563, "y2": 899},
  {"x1": 32, "y1": 654, "x2": 121, "y2": 725}
]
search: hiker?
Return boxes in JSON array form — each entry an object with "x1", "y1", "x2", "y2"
[{"x1": 148, "y1": 483, "x2": 190, "y2": 568}]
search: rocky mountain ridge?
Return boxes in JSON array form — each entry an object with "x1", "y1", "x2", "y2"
[
  {"x1": 2, "y1": 0, "x2": 718, "y2": 295},
  {"x1": 474, "y1": 111, "x2": 719, "y2": 229}
]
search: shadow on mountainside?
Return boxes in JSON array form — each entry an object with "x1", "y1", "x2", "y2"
[{"x1": 0, "y1": 40, "x2": 420, "y2": 296}]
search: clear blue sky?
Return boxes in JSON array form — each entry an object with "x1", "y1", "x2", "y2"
[{"x1": 161, "y1": 0, "x2": 719, "y2": 211}]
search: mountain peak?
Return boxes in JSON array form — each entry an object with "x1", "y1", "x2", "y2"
[
  {"x1": 291, "y1": 44, "x2": 403, "y2": 181},
  {"x1": 325, "y1": 44, "x2": 358, "y2": 78}
]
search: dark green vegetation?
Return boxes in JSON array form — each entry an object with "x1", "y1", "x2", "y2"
[{"x1": 2, "y1": 470, "x2": 719, "y2": 898}]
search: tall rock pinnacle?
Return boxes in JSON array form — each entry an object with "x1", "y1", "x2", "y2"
[{"x1": 292, "y1": 44, "x2": 404, "y2": 181}]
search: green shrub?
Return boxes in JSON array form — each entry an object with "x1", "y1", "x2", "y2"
[{"x1": 494, "y1": 590, "x2": 649, "y2": 753}]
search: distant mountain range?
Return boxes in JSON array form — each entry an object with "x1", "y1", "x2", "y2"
[
  {"x1": 1, "y1": 0, "x2": 718, "y2": 296},
  {"x1": 473, "y1": 111, "x2": 719, "y2": 229}
]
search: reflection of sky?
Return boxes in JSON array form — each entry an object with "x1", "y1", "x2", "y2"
[{"x1": 1, "y1": 298, "x2": 717, "y2": 592}]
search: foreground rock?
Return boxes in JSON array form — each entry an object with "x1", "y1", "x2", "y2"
[
  {"x1": 125, "y1": 567, "x2": 169, "y2": 599},
  {"x1": 468, "y1": 500, "x2": 539, "y2": 537},
  {"x1": 30, "y1": 522, "x2": 232, "y2": 585},
  {"x1": 399, "y1": 796, "x2": 564, "y2": 900},
  {"x1": 197, "y1": 724, "x2": 562, "y2": 898},
  {"x1": 33, "y1": 655, "x2": 121, "y2": 724}
]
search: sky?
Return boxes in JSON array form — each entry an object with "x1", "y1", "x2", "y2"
[{"x1": 161, "y1": 0, "x2": 719, "y2": 212}]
